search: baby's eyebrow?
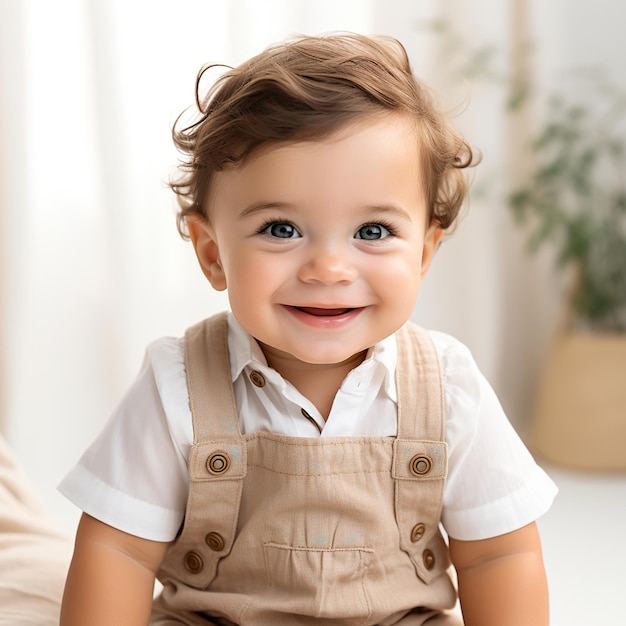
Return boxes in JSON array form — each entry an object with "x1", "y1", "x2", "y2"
[
  {"x1": 237, "y1": 201, "x2": 414, "y2": 222},
  {"x1": 363, "y1": 204, "x2": 413, "y2": 222},
  {"x1": 237, "y1": 201, "x2": 294, "y2": 220}
]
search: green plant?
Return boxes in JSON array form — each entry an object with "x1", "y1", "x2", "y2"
[
  {"x1": 509, "y1": 79, "x2": 626, "y2": 332},
  {"x1": 418, "y1": 20, "x2": 626, "y2": 331}
]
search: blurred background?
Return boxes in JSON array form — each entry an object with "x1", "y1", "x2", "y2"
[{"x1": 1, "y1": 1, "x2": 625, "y2": 624}]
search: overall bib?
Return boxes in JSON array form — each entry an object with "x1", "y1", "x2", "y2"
[{"x1": 152, "y1": 313, "x2": 461, "y2": 625}]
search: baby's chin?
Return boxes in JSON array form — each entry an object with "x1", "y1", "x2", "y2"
[{"x1": 257, "y1": 340, "x2": 369, "y2": 370}]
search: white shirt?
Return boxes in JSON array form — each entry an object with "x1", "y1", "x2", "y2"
[{"x1": 59, "y1": 314, "x2": 557, "y2": 542}]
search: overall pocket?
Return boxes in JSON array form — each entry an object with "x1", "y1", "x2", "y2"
[{"x1": 260, "y1": 542, "x2": 375, "y2": 623}]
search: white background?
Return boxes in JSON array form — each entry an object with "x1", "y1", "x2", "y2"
[{"x1": 1, "y1": 1, "x2": 625, "y2": 622}]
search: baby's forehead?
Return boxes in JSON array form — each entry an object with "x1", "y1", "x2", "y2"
[
  {"x1": 207, "y1": 115, "x2": 426, "y2": 218},
  {"x1": 235, "y1": 112, "x2": 421, "y2": 164}
]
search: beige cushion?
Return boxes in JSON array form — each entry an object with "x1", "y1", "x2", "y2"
[{"x1": 0, "y1": 435, "x2": 71, "y2": 625}]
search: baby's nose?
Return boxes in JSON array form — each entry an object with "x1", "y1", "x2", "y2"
[{"x1": 297, "y1": 250, "x2": 358, "y2": 285}]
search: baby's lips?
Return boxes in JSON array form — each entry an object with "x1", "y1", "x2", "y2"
[
  {"x1": 296, "y1": 306, "x2": 350, "y2": 317},
  {"x1": 296, "y1": 306, "x2": 352, "y2": 317}
]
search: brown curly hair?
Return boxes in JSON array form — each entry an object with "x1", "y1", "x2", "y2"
[{"x1": 170, "y1": 33, "x2": 478, "y2": 237}]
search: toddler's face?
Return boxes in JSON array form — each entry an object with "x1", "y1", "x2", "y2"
[{"x1": 190, "y1": 114, "x2": 442, "y2": 371}]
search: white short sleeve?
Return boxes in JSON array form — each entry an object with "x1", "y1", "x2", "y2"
[
  {"x1": 59, "y1": 327, "x2": 557, "y2": 544},
  {"x1": 431, "y1": 331, "x2": 558, "y2": 541},
  {"x1": 58, "y1": 338, "x2": 190, "y2": 542}
]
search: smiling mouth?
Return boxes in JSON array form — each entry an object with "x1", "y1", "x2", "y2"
[
  {"x1": 283, "y1": 305, "x2": 365, "y2": 328},
  {"x1": 295, "y1": 306, "x2": 356, "y2": 317}
]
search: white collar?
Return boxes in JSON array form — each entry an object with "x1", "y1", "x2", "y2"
[{"x1": 226, "y1": 312, "x2": 398, "y2": 402}]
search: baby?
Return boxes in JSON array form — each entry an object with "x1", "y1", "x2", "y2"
[{"x1": 59, "y1": 33, "x2": 557, "y2": 625}]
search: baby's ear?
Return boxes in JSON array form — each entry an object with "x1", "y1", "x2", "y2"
[
  {"x1": 420, "y1": 224, "x2": 444, "y2": 278},
  {"x1": 187, "y1": 215, "x2": 227, "y2": 291}
]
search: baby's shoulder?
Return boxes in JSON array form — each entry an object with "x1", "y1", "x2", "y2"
[
  {"x1": 418, "y1": 328, "x2": 485, "y2": 403},
  {"x1": 140, "y1": 335, "x2": 187, "y2": 392},
  {"x1": 425, "y1": 329, "x2": 475, "y2": 365},
  {"x1": 145, "y1": 335, "x2": 185, "y2": 363}
]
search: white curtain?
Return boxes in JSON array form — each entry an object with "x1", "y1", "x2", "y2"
[{"x1": 1, "y1": 0, "x2": 623, "y2": 530}]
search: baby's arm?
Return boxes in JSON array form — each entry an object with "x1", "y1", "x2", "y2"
[
  {"x1": 60, "y1": 513, "x2": 169, "y2": 626},
  {"x1": 449, "y1": 521, "x2": 549, "y2": 626}
]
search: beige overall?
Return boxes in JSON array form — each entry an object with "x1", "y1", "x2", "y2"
[{"x1": 152, "y1": 313, "x2": 462, "y2": 625}]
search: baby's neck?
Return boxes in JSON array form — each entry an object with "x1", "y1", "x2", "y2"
[{"x1": 259, "y1": 345, "x2": 367, "y2": 421}]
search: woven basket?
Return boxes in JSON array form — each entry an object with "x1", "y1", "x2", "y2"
[{"x1": 531, "y1": 332, "x2": 626, "y2": 470}]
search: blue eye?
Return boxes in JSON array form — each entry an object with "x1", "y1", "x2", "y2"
[
  {"x1": 355, "y1": 223, "x2": 393, "y2": 240},
  {"x1": 261, "y1": 221, "x2": 300, "y2": 238}
]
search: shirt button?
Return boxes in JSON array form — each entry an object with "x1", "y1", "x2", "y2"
[
  {"x1": 422, "y1": 549, "x2": 435, "y2": 570},
  {"x1": 410, "y1": 454, "x2": 433, "y2": 476},
  {"x1": 205, "y1": 531, "x2": 226, "y2": 552},
  {"x1": 184, "y1": 551, "x2": 204, "y2": 574},
  {"x1": 249, "y1": 370, "x2": 266, "y2": 387},
  {"x1": 410, "y1": 523, "x2": 426, "y2": 543},
  {"x1": 206, "y1": 451, "x2": 230, "y2": 475}
]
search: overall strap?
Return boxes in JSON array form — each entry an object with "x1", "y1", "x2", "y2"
[
  {"x1": 185, "y1": 311, "x2": 240, "y2": 441},
  {"x1": 395, "y1": 321, "x2": 444, "y2": 441},
  {"x1": 158, "y1": 312, "x2": 246, "y2": 589},
  {"x1": 392, "y1": 321, "x2": 449, "y2": 584}
]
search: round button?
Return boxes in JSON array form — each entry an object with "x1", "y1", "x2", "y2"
[
  {"x1": 423, "y1": 549, "x2": 435, "y2": 570},
  {"x1": 184, "y1": 551, "x2": 204, "y2": 574},
  {"x1": 205, "y1": 531, "x2": 226, "y2": 552},
  {"x1": 206, "y1": 451, "x2": 230, "y2": 475},
  {"x1": 410, "y1": 523, "x2": 426, "y2": 543},
  {"x1": 250, "y1": 370, "x2": 266, "y2": 387},
  {"x1": 410, "y1": 454, "x2": 432, "y2": 476}
]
